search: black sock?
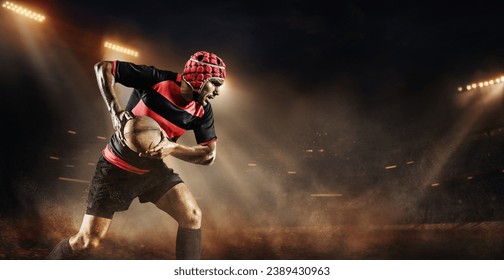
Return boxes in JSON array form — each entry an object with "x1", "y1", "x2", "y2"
[
  {"x1": 176, "y1": 227, "x2": 201, "y2": 260},
  {"x1": 46, "y1": 237, "x2": 73, "y2": 260}
]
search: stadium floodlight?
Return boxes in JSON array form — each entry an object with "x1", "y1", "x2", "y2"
[
  {"x1": 104, "y1": 41, "x2": 139, "y2": 57},
  {"x1": 2, "y1": 1, "x2": 45, "y2": 22},
  {"x1": 458, "y1": 74, "x2": 504, "y2": 92}
]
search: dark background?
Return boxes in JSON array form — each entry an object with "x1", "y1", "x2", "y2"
[{"x1": 1, "y1": 0, "x2": 504, "y2": 259}]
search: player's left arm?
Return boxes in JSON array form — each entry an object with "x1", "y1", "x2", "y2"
[
  {"x1": 171, "y1": 141, "x2": 217, "y2": 166},
  {"x1": 139, "y1": 140, "x2": 217, "y2": 166}
]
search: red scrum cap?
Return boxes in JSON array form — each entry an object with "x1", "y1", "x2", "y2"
[{"x1": 182, "y1": 51, "x2": 226, "y2": 94}]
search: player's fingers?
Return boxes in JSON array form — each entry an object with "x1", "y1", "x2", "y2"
[
  {"x1": 138, "y1": 151, "x2": 161, "y2": 158},
  {"x1": 115, "y1": 130, "x2": 127, "y2": 147},
  {"x1": 124, "y1": 111, "x2": 134, "y2": 121},
  {"x1": 147, "y1": 138, "x2": 169, "y2": 153},
  {"x1": 144, "y1": 146, "x2": 162, "y2": 154},
  {"x1": 115, "y1": 129, "x2": 127, "y2": 146}
]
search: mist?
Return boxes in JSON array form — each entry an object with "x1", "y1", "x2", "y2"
[{"x1": 2, "y1": 1, "x2": 504, "y2": 259}]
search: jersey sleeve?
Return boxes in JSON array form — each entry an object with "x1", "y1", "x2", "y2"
[
  {"x1": 113, "y1": 61, "x2": 178, "y2": 89},
  {"x1": 194, "y1": 103, "x2": 218, "y2": 145}
]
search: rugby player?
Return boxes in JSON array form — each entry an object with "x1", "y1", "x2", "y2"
[{"x1": 47, "y1": 51, "x2": 226, "y2": 260}]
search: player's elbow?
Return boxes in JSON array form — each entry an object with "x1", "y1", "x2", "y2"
[
  {"x1": 198, "y1": 142, "x2": 216, "y2": 166},
  {"x1": 94, "y1": 61, "x2": 113, "y2": 75},
  {"x1": 201, "y1": 150, "x2": 216, "y2": 166},
  {"x1": 204, "y1": 157, "x2": 216, "y2": 166}
]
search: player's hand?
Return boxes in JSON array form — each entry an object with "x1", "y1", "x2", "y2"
[
  {"x1": 138, "y1": 137, "x2": 178, "y2": 159},
  {"x1": 112, "y1": 111, "x2": 133, "y2": 146}
]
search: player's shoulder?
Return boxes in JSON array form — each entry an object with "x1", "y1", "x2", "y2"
[
  {"x1": 203, "y1": 102, "x2": 214, "y2": 113},
  {"x1": 118, "y1": 61, "x2": 178, "y2": 77}
]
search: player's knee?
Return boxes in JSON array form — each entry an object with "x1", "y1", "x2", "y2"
[{"x1": 179, "y1": 207, "x2": 202, "y2": 229}]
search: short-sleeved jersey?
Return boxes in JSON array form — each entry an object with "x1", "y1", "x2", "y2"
[{"x1": 103, "y1": 61, "x2": 217, "y2": 172}]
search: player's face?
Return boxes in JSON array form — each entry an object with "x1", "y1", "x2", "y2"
[{"x1": 199, "y1": 78, "x2": 224, "y2": 106}]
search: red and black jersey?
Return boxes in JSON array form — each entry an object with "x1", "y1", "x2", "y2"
[
  {"x1": 103, "y1": 61, "x2": 217, "y2": 173},
  {"x1": 114, "y1": 60, "x2": 217, "y2": 144}
]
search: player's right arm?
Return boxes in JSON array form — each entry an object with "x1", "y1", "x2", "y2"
[{"x1": 94, "y1": 61, "x2": 132, "y2": 144}]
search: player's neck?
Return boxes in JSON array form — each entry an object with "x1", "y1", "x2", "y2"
[{"x1": 179, "y1": 80, "x2": 194, "y2": 105}]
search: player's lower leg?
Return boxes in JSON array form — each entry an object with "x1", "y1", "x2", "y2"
[{"x1": 176, "y1": 227, "x2": 202, "y2": 260}]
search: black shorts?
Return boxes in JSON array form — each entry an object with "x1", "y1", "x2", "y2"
[{"x1": 86, "y1": 155, "x2": 184, "y2": 219}]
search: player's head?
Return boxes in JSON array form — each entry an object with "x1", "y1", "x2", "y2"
[{"x1": 182, "y1": 51, "x2": 226, "y2": 104}]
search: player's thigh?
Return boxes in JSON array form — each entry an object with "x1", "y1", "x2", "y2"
[{"x1": 155, "y1": 183, "x2": 201, "y2": 224}]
